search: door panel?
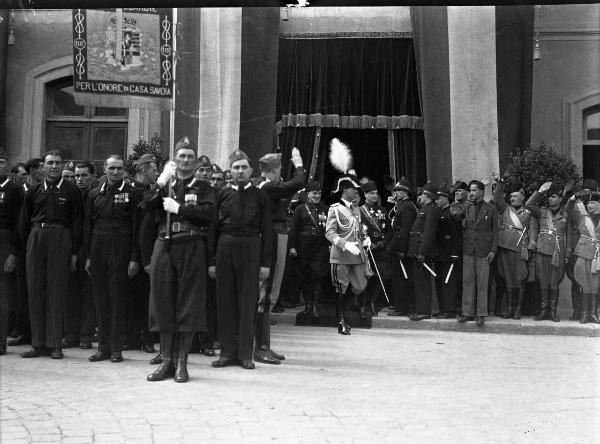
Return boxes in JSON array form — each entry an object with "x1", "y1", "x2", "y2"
[{"x1": 46, "y1": 123, "x2": 89, "y2": 160}]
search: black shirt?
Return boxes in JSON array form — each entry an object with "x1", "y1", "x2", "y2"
[
  {"x1": 254, "y1": 166, "x2": 305, "y2": 223},
  {"x1": 288, "y1": 201, "x2": 329, "y2": 250},
  {"x1": 19, "y1": 178, "x2": 83, "y2": 254},
  {"x1": 86, "y1": 179, "x2": 141, "y2": 261},
  {"x1": 0, "y1": 175, "x2": 24, "y2": 255},
  {"x1": 216, "y1": 183, "x2": 273, "y2": 267}
]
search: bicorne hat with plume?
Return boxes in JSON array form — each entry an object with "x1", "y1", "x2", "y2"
[{"x1": 329, "y1": 138, "x2": 360, "y2": 194}]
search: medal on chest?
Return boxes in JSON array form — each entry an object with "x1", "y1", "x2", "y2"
[
  {"x1": 113, "y1": 192, "x2": 129, "y2": 204},
  {"x1": 185, "y1": 193, "x2": 198, "y2": 206}
]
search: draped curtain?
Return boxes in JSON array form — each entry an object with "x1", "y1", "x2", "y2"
[{"x1": 276, "y1": 37, "x2": 425, "y2": 183}]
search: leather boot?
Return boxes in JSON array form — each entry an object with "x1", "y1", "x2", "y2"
[
  {"x1": 263, "y1": 312, "x2": 285, "y2": 362},
  {"x1": 590, "y1": 293, "x2": 600, "y2": 324},
  {"x1": 534, "y1": 289, "x2": 550, "y2": 321},
  {"x1": 312, "y1": 286, "x2": 321, "y2": 318},
  {"x1": 579, "y1": 293, "x2": 599, "y2": 324},
  {"x1": 502, "y1": 289, "x2": 514, "y2": 319},
  {"x1": 569, "y1": 285, "x2": 582, "y2": 320},
  {"x1": 300, "y1": 302, "x2": 311, "y2": 316},
  {"x1": 513, "y1": 288, "x2": 524, "y2": 320},
  {"x1": 174, "y1": 333, "x2": 192, "y2": 383},
  {"x1": 147, "y1": 332, "x2": 175, "y2": 381},
  {"x1": 549, "y1": 289, "x2": 560, "y2": 322}
]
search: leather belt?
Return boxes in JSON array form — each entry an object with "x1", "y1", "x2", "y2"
[
  {"x1": 501, "y1": 223, "x2": 524, "y2": 232},
  {"x1": 540, "y1": 230, "x2": 564, "y2": 238},
  {"x1": 162, "y1": 221, "x2": 207, "y2": 234},
  {"x1": 32, "y1": 222, "x2": 67, "y2": 229}
]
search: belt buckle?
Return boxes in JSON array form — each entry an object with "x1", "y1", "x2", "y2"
[{"x1": 172, "y1": 221, "x2": 181, "y2": 233}]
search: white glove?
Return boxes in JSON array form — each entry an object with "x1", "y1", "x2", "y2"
[
  {"x1": 291, "y1": 147, "x2": 303, "y2": 168},
  {"x1": 157, "y1": 161, "x2": 177, "y2": 187},
  {"x1": 344, "y1": 241, "x2": 360, "y2": 255},
  {"x1": 163, "y1": 197, "x2": 180, "y2": 214},
  {"x1": 363, "y1": 236, "x2": 371, "y2": 249}
]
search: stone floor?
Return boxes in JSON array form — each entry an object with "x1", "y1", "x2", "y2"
[{"x1": 1, "y1": 324, "x2": 599, "y2": 443}]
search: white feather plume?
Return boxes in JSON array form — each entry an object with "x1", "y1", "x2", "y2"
[{"x1": 329, "y1": 138, "x2": 353, "y2": 174}]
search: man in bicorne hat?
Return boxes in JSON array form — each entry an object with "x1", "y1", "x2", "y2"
[
  {"x1": 326, "y1": 175, "x2": 370, "y2": 335},
  {"x1": 387, "y1": 177, "x2": 417, "y2": 316}
]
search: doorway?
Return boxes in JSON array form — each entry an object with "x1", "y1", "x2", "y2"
[{"x1": 317, "y1": 128, "x2": 390, "y2": 203}]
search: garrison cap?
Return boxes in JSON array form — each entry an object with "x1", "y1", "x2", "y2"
[
  {"x1": 174, "y1": 136, "x2": 193, "y2": 153},
  {"x1": 224, "y1": 170, "x2": 233, "y2": 181},
  {"x1": 196, "y1": 155, "x2": 211, "y2": 168},
  {"x1": 229, "y1": 149, "x2": 250, "y2": 167},
  {"x1": 211, "y1": 163, "x2": 223, "y2": 174},
  {"x1": 591, "y1": 191, "x2": 600, "y2": 202},
  {"x1": 258, "y1": 153, "x2": 282, "y2": 170},
  {"x1": 62, "y1": 161, "x2": 75, "y2": 172},
  {"x1": 133, "y1": 154, "x2": 157, "y2": 169}
]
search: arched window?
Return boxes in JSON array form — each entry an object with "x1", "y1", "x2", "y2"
[
  {"x1": 45, "y1": 78, "x2": 128, "y2": 169},
  {"x1": 584, "y1": 105, "x2": 600, "y2": 144}
]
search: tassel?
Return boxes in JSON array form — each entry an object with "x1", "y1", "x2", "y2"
[{"x1": 552, "y1": 251, "x2": 560, "y2": 268}]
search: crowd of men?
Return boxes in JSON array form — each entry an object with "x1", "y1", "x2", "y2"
[{"x1": 1, "y1": 142, "x2": 599, "y2": 382}]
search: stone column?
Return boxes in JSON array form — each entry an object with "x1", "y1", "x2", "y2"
[{"x1": 447, "y1": 6, "x2": 499, "y2": 181}]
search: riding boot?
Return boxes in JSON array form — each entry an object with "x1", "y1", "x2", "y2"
[
  {"x1": 147, "y1": 332, "x2": 175, "y2": 381},
  {"x1": 300, "y1": 301, "x2": 311, "y2": 316},
  {"x1": 513, "y1": 288, "x2": 524, "y2": 320},
  {"x1": 591, "y1": 293, "x2": 600, "y2": 324},
  {"x1": 263, "y1": 312, "x2": 285, "y2": 360},
  {"x1": 337, "y1": 286, "x2": 351, "y2": 335},
  {"x1": 580, "y1": 293, "x2": 593, "y2": 324},
  {"x1": 534, "y1": 289, "x2": 550, "y2": 321},
  {"x1": 502, "y1": 288, "x2": 514, "y2": 319},
  {"x1": 312, "y1": 284, "x2": 321, "y2": 318},
  {"x1": 549, "y1": 289, "x2": 560, "y2": 322},
  {"x1": 569, "y1": 285, "x2": 582, "y2": 321},
  {"x1": 174, "y1": 333, "x2": 192, "y2": 383}
]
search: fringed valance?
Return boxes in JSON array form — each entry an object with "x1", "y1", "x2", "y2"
[
  {"x1": 277, "y1": 114, "x2": 423, "y2": 131},
  {"x1": 279, "y1": 32, "x2": 413, "y2": 40}
]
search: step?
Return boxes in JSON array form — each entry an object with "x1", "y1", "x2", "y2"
[{"x1": 271, "y1": 306, "x2": 600, "y2": 337}]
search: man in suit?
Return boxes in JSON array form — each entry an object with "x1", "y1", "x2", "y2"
[
  {"x1": 458, "y1": 180, "x2": 498, "y2": 326},
  {"x1": 325, "y1": 175, "x2": 370, "y2": 335}
]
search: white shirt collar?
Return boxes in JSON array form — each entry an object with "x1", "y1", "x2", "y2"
[
  {"x1": 44, "y1": 178, "x2": 63, "y2": 191},
  {"x1": 231, "y1": 182, "x2": 252, "y2": 191}
]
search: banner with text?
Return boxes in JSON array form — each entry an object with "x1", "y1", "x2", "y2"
[{"x1": 72, "y1": 8, "x2": 174, "y2": 110}]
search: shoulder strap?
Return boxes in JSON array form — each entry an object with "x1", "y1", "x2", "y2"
[{"x1": 304, "y1": 204, "x2": 319, "y2": 228}]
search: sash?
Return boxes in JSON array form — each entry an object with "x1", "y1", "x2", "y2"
[
  {"x1": 508, "y1": 207, "x2": 528, "y2": 259},
  {"x1": 546, "y1": 209, "x2": 560, "y2": 268},
  {"x1": 577, "y1": 201, "x2": 600, "y2": 272},
  {"x1": 304, "y1": 204, "x2": 319, "y2": 228},
  {"x1": 360, "y1": 205, "x2": 382, "y2": 233}
]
